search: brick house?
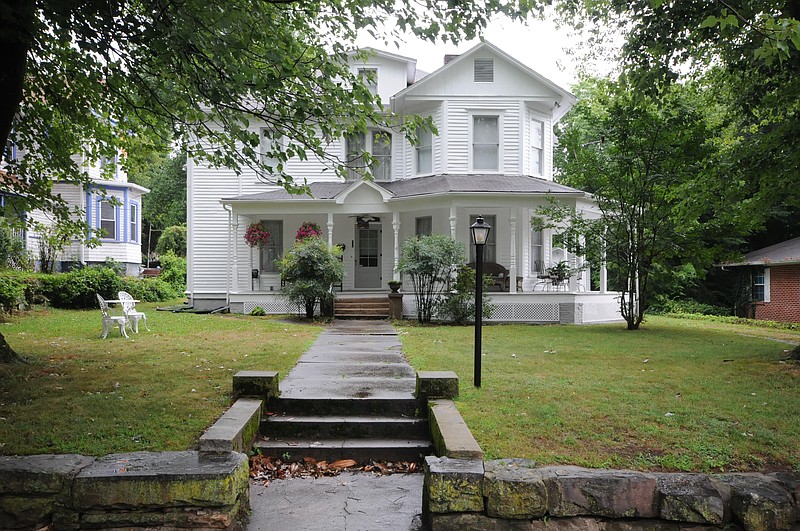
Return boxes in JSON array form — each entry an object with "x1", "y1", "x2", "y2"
[{"x1": 725, "y1": 237, "x2": 800, "y2": 323}]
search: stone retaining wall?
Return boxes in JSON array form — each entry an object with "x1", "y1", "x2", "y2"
[
  {"x1": 425, "y1": 457, "x2": 800, "y2": 531},
  {"x1": 0, "y1": 451, "x2": 249, "y2": 530}
]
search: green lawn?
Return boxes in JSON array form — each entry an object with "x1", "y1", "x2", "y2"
[
  {"x1": 399, "y1": 316, "x2": 800, "y2": 473},
  {"x1": 0, "y1": 302, "x2": 323, "y2": 456}
]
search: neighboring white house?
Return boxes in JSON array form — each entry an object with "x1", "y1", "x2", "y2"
[
  {"x1": 187, "y1": 41, "x2": 621, "y2": 323},
  {"x1": 4, "y1": 151, "x2": 149, "y2": 276}
]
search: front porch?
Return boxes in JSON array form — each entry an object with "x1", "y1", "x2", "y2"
[{"x1": 228, "y1": 290, "x2": 622, "y2": 325}]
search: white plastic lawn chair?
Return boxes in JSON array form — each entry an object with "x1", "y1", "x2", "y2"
[
  {"x1": 118, "y1": 291, "x2": 149, "y2": 333},
  {"x1": 97, "y1": 294, "x2": 128, "y2": 339}
]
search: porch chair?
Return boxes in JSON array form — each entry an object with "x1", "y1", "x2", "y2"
[
  {"x1": 118, "y1": 291, "x2": 149, "y2": 333},
  {"x1": 97, "y1": 294, "x2": 128, "y2": 339}
]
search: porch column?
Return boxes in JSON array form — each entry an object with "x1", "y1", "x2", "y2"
[
  {"x1": 509, "y1": 215, "x2": 517, "y2": 293},
  {"x1": 449, "y1": 205, "x2": 457, "y2": 239},
  {"x1": 600, "y1": 235, "x2": 608, "y2": 294},
  {"x1": 392, "y1": 211, "x2": 400, "y2": 281},
  {"x1": 326, "y1": 212, "x2": 334, "y2": 247},
  {"x1": 231, "y1": 216, "x2": 240, "y2": 293}
]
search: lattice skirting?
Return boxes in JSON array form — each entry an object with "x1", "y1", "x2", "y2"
[
  {"x1": 401, "y1": 298, "x2": 559, "y2": 323},
  {"x1": 488, "y1": 303, "x2": 559, "y2": 322},
  {"x1": 243, "y1": 300, "x2": 294, "y2": 315}
]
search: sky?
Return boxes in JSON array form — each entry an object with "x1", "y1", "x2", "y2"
[{"x1": 356, "y1": 15, "x2": 618, "y2": 91}]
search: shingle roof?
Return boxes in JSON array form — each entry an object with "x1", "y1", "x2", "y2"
[
  {"x1": 222, "y1": 174, "x2": 583, "y2": 202},
  {"x1": 735, "y1": 237, "x2": 800, "y2": 266}
]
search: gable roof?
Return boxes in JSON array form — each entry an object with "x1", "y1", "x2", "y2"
[
  {"x1": 221, "y1": 174, "x2": 584, "y2": 204},
  {"x1": 726, "y1": 237, "x2": 800, "y2": 267},
  {"x1": 392, "y1": 40, "x2": 576, "y2": 120}
]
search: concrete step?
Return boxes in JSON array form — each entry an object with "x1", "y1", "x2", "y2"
[
  {"x1": 335, "y1": 297, "x2": 389, "y2": 304},
  {"x1": 263, "y1": 415, "x2": 429, "y2": 439},
  {"x1": 268, "y1": 397, "x2": 422, "y2": 417},
  {"x1": 252, "y1": 437, "x2": 434, "y2": 463}
]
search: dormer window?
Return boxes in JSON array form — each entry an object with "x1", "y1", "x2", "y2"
[{"x1": 474, "y1": 59, "x2": 494, "y2": 82}]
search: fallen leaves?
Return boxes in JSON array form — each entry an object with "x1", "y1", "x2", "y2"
[{"x1": 249, "y1": 454, "x2": 420, "y2": 483}]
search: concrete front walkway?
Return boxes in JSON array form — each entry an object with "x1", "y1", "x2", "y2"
[{"x1": 246, "y1": 319, "x2": 425, "y2": 531}]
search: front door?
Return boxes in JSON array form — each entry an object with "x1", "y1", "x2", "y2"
[{"x1": 354, "y1": 223, "x2": 382, "y2": 289}]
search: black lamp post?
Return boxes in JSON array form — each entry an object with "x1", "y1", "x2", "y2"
[{"x1": 470, "y1": 216, "x2": 491, "y2": 388}]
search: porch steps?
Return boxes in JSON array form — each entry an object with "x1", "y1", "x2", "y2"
[
  {"x1": 256, "y1": 397, "x2": 432, "y2": 462},
  {"x1": 333, "y1": 296, "x2": 390, "y2": 319}
]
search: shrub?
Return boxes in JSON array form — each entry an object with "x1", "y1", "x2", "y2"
[
  {"x1": 0, "y1": 223, "x2": 31, "y2": 271},
  {"x1": 398, "y1": 234, "x2": 465, "y2": 324},
  {"x1": 155, "y1": 225, "x2": 187, "y2": 257},
  {"x1": 437, "y1": 265, "x2": 494, "y2": 324},
  {"x1": 650, "y1": 297, "x2": 732, "y2": 316},
  {"x1": 120, "y1": 277, "x2": 181, "y2": 302},
  {"x1": 40, "y1": 267, "x2": 122, "y2": 309},
  {"x1": 250, "y1": 306, "x2": 267, "y2": 316},
  {"x1": 278, "y1": 238, "x2": 343, "y2": 319},
  {"x1": 0, "y1": 276, "x2": 27, "y2": 312},
  {"x1": 158, "y1": 251, "x2": 187, "y2": 291}
]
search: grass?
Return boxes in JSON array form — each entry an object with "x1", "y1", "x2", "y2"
[
  {"x1": 0, "y1": 301, "x2": 323, "y2": 456},
  {"x1": 398, "y1": 315, "x2": 800, "y2": 473}
]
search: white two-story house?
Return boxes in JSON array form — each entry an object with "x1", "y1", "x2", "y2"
[
  {"x1": 6, "y1": 152, "x2": 148, "y2": 276},
  {"x1": 187, "y1": 41, "x2": 621, "y2": 323}
]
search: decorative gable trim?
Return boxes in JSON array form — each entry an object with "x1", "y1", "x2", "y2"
[{"x1": 335, "y1": 179, "x2": 393, "y2": 204}]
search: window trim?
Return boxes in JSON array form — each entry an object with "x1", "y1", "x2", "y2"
[
  {"x1": 415, "y1": 125, "x2": 433, "y2": 176},
  {"x1": 98, "y1": 200, "x2": 117, "y2": 240},
  {"x1": 345, "y1": 128, "x2": 392, "y2": 181},
  {"x1": 129, "y1": 202, "x2": 139, "y2": 243},
  {"x1": 753, "y1": 267, "x2": 771, "y2": 303},
  {"x1": 530, "y1": 118, "x2": 544, "y2": 177},
  {"x1": 470, "y1": 114, "x2": 502, "y2": 172},
  {"x1": 530, "y1": 222, "x2": 544, "y2": 274}
]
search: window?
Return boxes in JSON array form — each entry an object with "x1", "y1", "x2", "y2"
[
  {"x1": 259, "y1": 220, "x2": 283, "y2": 273},
  {"x1": 530, "y1": 225, "x2": 544, "y2": 273},
  {"x1": 531, "y1": 119, "x2": 544, "y2": 176},
  {"x1": 130, "y1": 204, "x2": 138, "y2": 243},
  {"x1": 469, "y1": 214, "x2": 496, "y2": 264},
  {"x1": 100, "y1": 201, "x2": 116, "y2": 239},
  {"x1": 415, "y1": 216, "x2": 432, "y2": 237},
  {"x1": 346, "y1": 130, "x2": 391, "y2": 180},
  {"x1": 472, "y1": 116, "x2": 499, "y2": 171},
  {"x1": 358, "y1": 68, "x2": 378, "y2": 94},
  {"x1": 416, "y1": 125, "x2": 432, "y2": 175},
  {"x1": 753, "y1": 269, "x2": 766, "y2": 302},
  {"x1": 371, "y1": 130, "x2": 391, "y2": 181},
  {"x1": 474, "y1": 59, "x2": 494, "y2": 82},
  {"x1": 260, "y1": 128, "x2": 285, "y2": 172}
]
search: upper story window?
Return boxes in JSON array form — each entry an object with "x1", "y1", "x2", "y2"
[
  {"x1": 346, "y1": 130, "x2": 392, "y2": 181},
  {"x1": 130, "y1": 203, "x2": 138, "y2": 243},
  {"x1": 260, "y1": 220, "x2": 283, "y2": 273},
  {"x1": 472, "y1": 115, "x2": 499, "y2": 171},
  {"x1": 260, "y1": 128, "x2": 285, "y2": 173},
  {"x1": 474, "y1": 59, "x2": 494, "y2": 82},
  {"x1": 358, "y1": 68, "x2": 378, "y2": 94},
  {"x1": 531, "y1": 119, "x2": 544, "y2": 176},
  {"x1": 416, "y1": 126, "x2": 432, "y2": 175},
  {"x1": 100, "y1": 201, "x2": 116, "y2": 239}
]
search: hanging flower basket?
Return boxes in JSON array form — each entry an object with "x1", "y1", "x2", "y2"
[
  {"x1": 295, "y1": 221, "x2": 322, "y2": 241},
  {"x1": 244, "y1": 222, "x2": 271, "y2": 248}
]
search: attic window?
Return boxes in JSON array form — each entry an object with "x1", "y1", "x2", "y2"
[{"x1": 474, "y1": 59, "x2": 494, "y2": 82}]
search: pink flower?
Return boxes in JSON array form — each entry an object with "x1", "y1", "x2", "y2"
[
  {"x1": 244, "y1": 223, "x2": 271, "y2": 248},
  {"x1": 295, "y1": 222, "x2": 321, "y2": 241}
]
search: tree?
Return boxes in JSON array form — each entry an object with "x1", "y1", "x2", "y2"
[
  {"x1": 155, "y1": 225, "x2": 187, "y2": 258},
  {"x1": 547, "y1": 78, "x2": 729, "y2": 329},
  {"x1": 278, "y1": 237, "x2": 344, "y2": 319},
  {"x1": 556, "y1": 0, "x2": 800, "y2": 222},
  {"x1": 0, "y1": 0, "x2": 538, "y2": 361},
  {"x1": 398, "y1": 234, "x2": 465, "y2": 324}
]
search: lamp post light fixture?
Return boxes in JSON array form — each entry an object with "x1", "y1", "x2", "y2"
[{"x1": 470, "y1": 216, "x2": 491, "y2": 388}]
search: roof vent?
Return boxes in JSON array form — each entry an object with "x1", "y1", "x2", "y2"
[{"x1": 474, "y1": 59, "x2": 494, "y2": 82}]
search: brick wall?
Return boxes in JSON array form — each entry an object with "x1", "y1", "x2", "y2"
[{"x1": 755, "y1": 264, "x2": 800, "y2": 323}]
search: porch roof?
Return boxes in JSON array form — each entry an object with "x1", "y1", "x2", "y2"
[{"x1": 221, "y1": 174, "x2": 585, "y2": 203}]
